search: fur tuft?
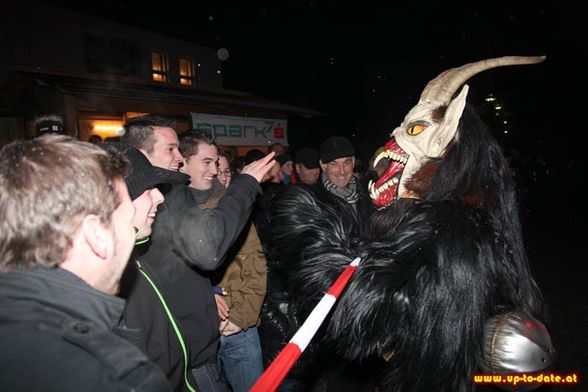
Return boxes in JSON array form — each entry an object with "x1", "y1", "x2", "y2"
[{"x1": 269, "y1": 185, "x2": 361, "y2": 305}]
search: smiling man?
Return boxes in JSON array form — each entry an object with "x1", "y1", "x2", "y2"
[
  {"x1": 123, "y1": 115, "x2": 184, "y2": 172},
  {"x1": 0, "y1": 135, "x2": 171, "y2": 392},
  {"x1": 123, "y1": 128, "x2": 275, "y2": 391},
  {"x1": 181, "y1": 133, "x2": 220, "y2": 191},
  {"x1": 318, "y1": 136, "x2": 373, "y2": 227},
  {"x1": 101, "y1": 144, "x2": 189, "y2": 240}
]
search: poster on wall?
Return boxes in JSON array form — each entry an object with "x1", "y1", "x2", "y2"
[{"x1": 191, "y1": 113, "x2": 288, "y2": 146}]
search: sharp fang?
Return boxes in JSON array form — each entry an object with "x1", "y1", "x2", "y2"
[{"x1": 373, "y1": 150, "x2": 388, "y2": 167}]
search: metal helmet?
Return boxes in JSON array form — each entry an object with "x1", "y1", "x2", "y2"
[{"x1": 481, "y1": 312, "x2": 555, "y2": 391}]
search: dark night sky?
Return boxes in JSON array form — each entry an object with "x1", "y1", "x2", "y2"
[
  {"x1": 43, "y1": 1, "x2": 585, "y2": 239},
  {"x1": 44, "y1": 3, "x2": 579, "y2": 147}
]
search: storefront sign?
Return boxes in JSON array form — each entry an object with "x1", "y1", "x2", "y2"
[{"x1": 191, "y1": 113, "x2": 288, "y2": 146}]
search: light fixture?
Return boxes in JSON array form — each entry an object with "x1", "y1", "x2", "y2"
[{"x1": 91, "y1": 120, "x2": 124, "y2": 138}]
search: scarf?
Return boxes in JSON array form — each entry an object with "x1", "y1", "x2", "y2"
[{"x1": 322, "y1": 173, "x2": 359, "y2": 205}]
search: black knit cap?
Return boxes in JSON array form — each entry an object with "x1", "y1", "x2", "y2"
[
  {"x1": 102, "y1": 143, "x2": 189, "y2": 200},
  {"x1": 275, "y1": 153, "x2": 293, "y2": 166},
  {"x1": 319, "y1": 136, "x2": 355, "y2": 163},
  {"x1": 295, "y1": 147, "x2": 319, "y2": 169},
  {"x1": 244, "y1": 149, "x2": 265, "y2": 165}
]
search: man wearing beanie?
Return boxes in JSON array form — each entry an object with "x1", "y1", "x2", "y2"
[
  {"x1": 102, "y1": 144, "x2": 189, "y2": 240},
  {"x1": 294, "y1": 147, "x2": 320, "y2": 185},
  {"x1": 317, "y1": 136, "x2": 376, "y2": 392},
  {"x1": 100, "y1": 143, "x2": 195, "y2": 388},
  {"x1": 319, "y1": 136, "x2": 373, "y2": 228},
  {"x1": 109, "y1": 143, "x2": 200, "y2": 391}
]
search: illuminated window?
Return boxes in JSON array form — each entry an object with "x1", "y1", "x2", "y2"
[
  {"x1": 151, "y1": 50, "x2": 169, "y2": 82},
  {"x1": 179, "y1": 57, "x2": 195, "y2": 86},
  {"x1": 79, "y1": 115, "x2": 124, "y2": 141}
]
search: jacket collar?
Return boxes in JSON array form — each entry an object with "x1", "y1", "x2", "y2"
[
  {"x1": 188, "y1": 186, "x2": 214, "y2": 205},
  {"x1": 0, "y1": 266, "x2": 125, "y2": 330}
]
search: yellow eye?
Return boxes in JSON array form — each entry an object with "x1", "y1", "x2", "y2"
[{"x1": 407, "y1": 123, "x2": 427, "y2": 136}]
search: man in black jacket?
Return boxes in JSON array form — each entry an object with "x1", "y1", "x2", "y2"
[
  {"x1": 318, "y1": 136, "x2": 374, "y2": 234},
  {"x1": 316, "y1": 136, "x2": 376, "y2": 391},
  {"x1": 122, "y1": 122, "x2": 275, "y2": 391},
  {"x1": 0, "y1": 135, "x2": 171, "y2": 392}
]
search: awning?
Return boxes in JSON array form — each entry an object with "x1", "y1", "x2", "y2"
[{"x1": 1, "y1": 68, "x2": 323, "y2": 119}]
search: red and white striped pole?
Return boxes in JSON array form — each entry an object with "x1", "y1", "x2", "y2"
[{"x1": 250, "y1": 257, "x2": 361, "y2": 392}]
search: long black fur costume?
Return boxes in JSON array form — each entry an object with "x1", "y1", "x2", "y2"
[{"x1": 268, "y1": 105, "x2": 544, "y2": 391}]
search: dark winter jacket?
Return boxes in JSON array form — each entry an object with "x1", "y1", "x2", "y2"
[
  {"x1": 121, "y1": 174, "x2": 261, "y2": 391},
  {"x1": 0, "y1": 267, "x2": 171, "y2": 392}
]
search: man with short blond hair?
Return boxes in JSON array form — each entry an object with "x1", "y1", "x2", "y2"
[{"x1": 0, "y1": 135, "x2": 171, "y2": 391}]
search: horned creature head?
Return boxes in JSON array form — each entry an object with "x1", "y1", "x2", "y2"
[{"x1": 369, "y1": 56, "x2": 546, "y2": 209}]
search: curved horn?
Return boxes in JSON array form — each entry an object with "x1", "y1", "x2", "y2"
[{"x1": 420, "y1": 55, "x2": 546, "y2": 105}]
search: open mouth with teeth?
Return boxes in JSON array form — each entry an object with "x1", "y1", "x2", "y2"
[{"x1": 369, "y1": 139, "x2": 409, "y2": 208}]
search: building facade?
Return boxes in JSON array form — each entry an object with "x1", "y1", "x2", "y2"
[{"x1": 0, "y1": 1, "x2": 319, "y2": 151}]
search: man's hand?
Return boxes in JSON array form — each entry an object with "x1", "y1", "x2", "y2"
[
  {"x1": 219, "y1": 320, "x2": 242, "y2": 336},
  {"x1": 215, "y1": 294, "x2": 229, "y2": 321},
  {"x1": 240, "y1": 152, "x2": 276, "y2": 183}
]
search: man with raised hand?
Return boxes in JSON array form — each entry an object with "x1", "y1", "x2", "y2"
[{"x1": 124, "y1": 126, "x2": 275, "y2": 391}]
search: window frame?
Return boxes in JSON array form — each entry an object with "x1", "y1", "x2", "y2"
[
  {"x1": 179, "y1": 56, "x2": 195, "y2": 86},
  {"x1": 151, "y1": 50, "x2": 169, "y2": 82}
]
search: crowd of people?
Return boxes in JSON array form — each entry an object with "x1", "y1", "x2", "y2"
[
  {"x1": 1, "y1": 56, "x2": 553, "y2": 392},
  {"x1": 0, "y1": 113, "x2": 370, "y2": 392}
]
